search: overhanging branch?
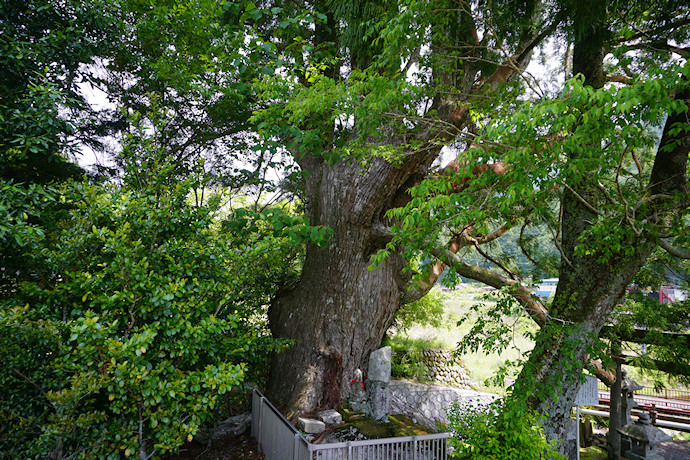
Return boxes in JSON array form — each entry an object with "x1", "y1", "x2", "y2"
[
  {"x1": 429, "y1": 246, "x2": 549, "y2": 325},
  {"x1": 658, "y1": 238, "x2": 690, "y2": 259}
]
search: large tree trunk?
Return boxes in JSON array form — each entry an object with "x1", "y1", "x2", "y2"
[
  {"x1": 513, "y1": 4, "x2": 689, "y2": 454},
  {"x1": 263, "y1": 0, "x2": 552, "y2": 416},
  {"x1": 266, "y1": 153, "x2": 435, "y2": 414},
  {"x1": 511, "y1": 90, "x2": 689, "y2": 455},
  {"x1": 514, "y1": 232, "x2": 653, "y2": 453}
]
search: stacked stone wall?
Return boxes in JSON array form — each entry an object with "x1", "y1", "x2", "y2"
[{"x1": 418, "y1": 348, "x2": 471, "y2": 388}]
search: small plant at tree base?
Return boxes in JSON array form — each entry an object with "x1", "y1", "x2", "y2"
[
  {"x1": 384, "y1": 335, "x2": 448, "y2": 382},
  {"x1": 390, "y1": 347, "x2": 429, "y2": 381},
  {"x1": 433, "y1": 416, "x2": 449, "y2": 432},
  {"x1": 446, "y1": 399, "x2": 563, "y2": 460}
]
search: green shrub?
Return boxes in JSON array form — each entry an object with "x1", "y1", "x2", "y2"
[
  {"x1": 392, "y1": 287, "x2": 448, "y2": 332},
  {"x1": 384, "y1": 335, "x2": 448, "y2": 381},
  {"x1": 447, "y1": 399, "x2": 563, "y2": 460},
  {"x1": 390, "y1": 348, "x2": 429, "y2": 381},
  {"x1": 0, "y1": 181, "x2": 291, "y2": 458}
]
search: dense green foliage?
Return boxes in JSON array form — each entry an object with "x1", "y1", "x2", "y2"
[
  {"x1": 0, "y1": 146, "x2": 303, "y2": 458},
  {"x1": 0, "y1": 0, "x2": 115, "y2": 292},
  {"x1": 0, "y1": 0, "x2": 113, "y2": 182},
  {"x1": 0, "y1": 1, "x2": 318, "y2": 453},
  {"x1": 391, "y1": 286, "x2": 447, "y2": 332},
  {"x1": 447, "y1": 399, "x2": 563, "y2": 459},
  {"x1": 2, "y1": 0, "x2": 690, "y2": 456},
  {"x1": 384, "y1": 335, "x2": 447, "y2": 381}
]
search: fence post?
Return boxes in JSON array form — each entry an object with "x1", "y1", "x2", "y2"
[
  {"x1": 293, "y1": 432, "x2": 300, "y2": 460},
  {"x1": 347, "y1": 441, "x2": 352, "y2": 460},
  {"x1": 413, "y1": 435, "x2": 418, "y2": 460},
  {"x1": 258, "y1": 396, "x2": 264, "y2": 452}
]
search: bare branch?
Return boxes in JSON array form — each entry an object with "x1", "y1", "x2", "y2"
[
  {"x1": 563, "y1": 184, "x2": 603, "y2": 216},
  {"x1": 518, "y1": 221, "x2": 541, "y2": 267},
  {"x1": 429, "y1": 246, "x2": 550, "y2": 325},
  {"x1": 606, "y1": 74, "x2": 634, "y2": 85},
  {"x1": 472, "y1": 239, "x2": 517, "y2": 280},
  {"x1": 474, "y1": 223, "x2": 510, "y2": 245},
  {"x1": 658, "y1": 238, "x2": 690, "y2": 259},
  {"x1": 621, "y1": 41, "x2": 690, "y2": 57},
  {"x1": 588, "y1": 360, "x2": 616, "y2": 387},
  {"x1": 615, "y1": 16, "x2": 690, "y2": 44}
]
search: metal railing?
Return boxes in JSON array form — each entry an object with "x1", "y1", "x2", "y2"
[
  {"x1": 310, "y1": 433, "x2": 451, "y2": 460},
  {"x1": 635, "y1": 386, "x2": 690, "y2": 401},
  {"x1": 252, "y1": 389, "x2": 311, "y2": 460},
  {"x1": 252, "y1": 389, "x2": 453, "y2": 460},
  {"x1": 597, "y1": 382, "x2": 690, "y2": 402},
  {"x1": 598, "y1": 390, "x2": 690, "y2": 413}
]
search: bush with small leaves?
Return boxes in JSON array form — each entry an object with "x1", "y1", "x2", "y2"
[{"x1": 447, "y1": 399, "x2": 563, "y2": 460}]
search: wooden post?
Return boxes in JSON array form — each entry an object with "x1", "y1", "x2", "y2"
[{"x1": 607, "y1": 344, "x2": 622, "y2": 460}]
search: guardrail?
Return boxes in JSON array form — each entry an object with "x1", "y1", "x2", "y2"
[
  {"x1": 597, "y1": 382, "x2": 690, "y2": 401},
  {"x1": 579, "y1": 407, "x2": 690, "y2": 433},
  {"x1": 252, "y1": 389, "x2": 310, "y2": 460},
  {"x1": 635, "y1": 386, "x2": 690, "y2": 401},
  {"x1": 251, "y1": 389, "x2": 453, "y2": 460},
  {"x1": 598, "y1": 390, "x2": 690, "y2": 414}
]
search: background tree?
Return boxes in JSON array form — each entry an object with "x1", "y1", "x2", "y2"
[
  {"x1": 0, "y1": 1, "x2": 316, "y2": 455},
  {"x1": 0, "y1": 0, "x2": 117, "y2": 294},
  {"x1": 380, "y1": 0, "x2": 690, "y2": 453},
  {"x1": 0, "y1": 103, "x2": 311, "y2": 457}
]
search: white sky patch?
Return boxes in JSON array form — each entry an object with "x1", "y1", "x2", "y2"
[{"x1": 75, "y1": 64, "x2": 118, "y2": 170}]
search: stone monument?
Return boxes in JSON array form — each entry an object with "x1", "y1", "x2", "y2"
[{"x1": 366, "y1": 346, "x2": 391, "y2": 422}]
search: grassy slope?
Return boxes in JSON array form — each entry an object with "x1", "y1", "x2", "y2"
[
  {"x1": 389, "y1": 286, "x2": 689, "y2": 395},
  {"x1": 388, "y1": 286, "x2": 537, "y2": 394}
]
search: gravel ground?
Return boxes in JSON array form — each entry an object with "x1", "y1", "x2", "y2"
[{"x1": 656, "y1": 440, "x2": 690, "y2": 459}]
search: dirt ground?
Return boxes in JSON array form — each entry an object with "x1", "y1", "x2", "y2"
[
  {"x1": 164, "y1": 433, "x2": 265, "y2": 460},
  {"x1": 583, "y1": 434, "x2": 690, "y2": 460},
  {"x1": 654, "y1": 440, "x2": 690, "y2": 459}
]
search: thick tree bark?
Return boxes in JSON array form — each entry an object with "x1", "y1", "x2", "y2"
[
  {"x1": 266, "y1": 153, "x2": 437, "y2": 414},
  {"x1": 264, "y1": 1, "x2": 555, "y2": 416},
  {"x1": 514, "y1": 237, "x2": 652, "y2": 450},
  {"x1": 514, "y1": 96, "x2": 689, "y2": 454}
]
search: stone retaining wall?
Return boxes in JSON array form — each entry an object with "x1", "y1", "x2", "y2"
[
  {"x1": 389, "y1": 380, "x2": 497, "y2": 428},
  {"x1": 419, "y1": 349, "x2": 471, "y2": 388}
]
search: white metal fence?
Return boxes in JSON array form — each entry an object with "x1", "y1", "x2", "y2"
[{"x1": 251, "y1": 389, "x2": 452, "y2": 460}]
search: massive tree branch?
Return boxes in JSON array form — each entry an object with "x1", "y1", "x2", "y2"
[
  {"x1": 622, "y1": 41, "x2": 690, "y2": 56},
  {"x1": 483, "y1": 11, "x2": 565, "y2": 92},
  {"x1": 430, "y1": 246, "x2": 549, "y2": 325},
  {"x1": 616, "y1": 17, "x2": 690, "y2": 45},
  {"x1": 401, "y1": 224, "x2": 509, "y2": 304},
  {"x1": 431, "y1": 8, "x2": 561, "y2": 134},
  {"x1": 606, "y1": 74, "x2": 634, "y2": 85}
]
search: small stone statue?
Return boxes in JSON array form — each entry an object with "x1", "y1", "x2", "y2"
[{"x1": 348, "y1": 368, "x2": 366, "y2": 412}]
